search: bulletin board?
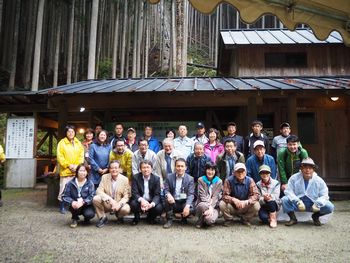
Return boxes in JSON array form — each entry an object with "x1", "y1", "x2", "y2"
[{"x1": 5, "y1": 117, "x2": 35, "y2": 159}]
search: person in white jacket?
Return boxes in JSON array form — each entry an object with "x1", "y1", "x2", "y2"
[{"x1": 282, "y1": 158, "x2": 334, "y2": 226}]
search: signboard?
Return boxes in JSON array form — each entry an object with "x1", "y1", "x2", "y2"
[{"x1": 5, "y1": 117, "x2": 35, "y2": 159}]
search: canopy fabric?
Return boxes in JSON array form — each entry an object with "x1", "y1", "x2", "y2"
[{"x1": 149, "y1": 0, "x2": 350, "y2": 46}]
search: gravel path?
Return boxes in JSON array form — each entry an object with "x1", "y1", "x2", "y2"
[{"x1": 0, "y1": 189, "x2": 349, "y2": 263}]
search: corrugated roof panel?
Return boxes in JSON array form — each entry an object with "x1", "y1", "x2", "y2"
[
  {"x1": 325, "y1": 33, "x2": 343, "y2": 43},
  {"x1": 296, "y1": 29, "x2": 325, "y2": 43},
  {"x1": 221, "y1": 31, "x2": 234, "y2": 45},
  {"x1": 115, "y1": 79, "x2": 158, "y2": 92},
  {"x1": 156, "y1": 79, "x2": 181, "y2": 92},
  {"x1": 225, "y1": 78, "x2": 254, "y2": 90},
  {"x1": 176, "y1": 78, "x2": 196, "y2": 91},
  {"x1": 330, "y1": 31, "x2": 343, "y2": 42},
  {"x1": 197, "y1": 78, "x2": 217, "y2": 91},
  {"x1": 270, "y1": 30, "x2": 296, "y2": 44},
  {"x1": 257, "y1": 78, "x2": 300, "y2": 90},
  {"x1": 229, "y1": 31, "x2": 250, "y2": 44},
  {"x1": 242, "y1": 31, "x2": 265, "y2": 44},
  {"x1": 275, "y1": 78, "x2": 320, "y2": 89},
  {"x1": 255, "y1": 31, "x2": 280, "y2": 44},
  {"x1": 283, "y1": 30, "x2": 311, "y2": 44}
]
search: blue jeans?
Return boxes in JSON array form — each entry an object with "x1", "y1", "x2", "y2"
[
  {"x1": 281, "y1": 195, "x2": 334, "y2": 215},
  {"x1": 259, "y1": 201, "x2": 278, "y2": 224}
]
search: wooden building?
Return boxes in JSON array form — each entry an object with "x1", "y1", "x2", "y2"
[{"x1": 0, "y1": 29, "x2": 349, "y2": 197}]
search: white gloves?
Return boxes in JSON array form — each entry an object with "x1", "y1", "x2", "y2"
[{"x1": 297, "y1": 200, "x2": 306, "y2": 211}]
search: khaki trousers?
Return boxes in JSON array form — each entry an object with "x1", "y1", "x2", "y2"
[
  {"x1": 93, "y1": 195, "x2": 130, "y2": 219},
  {"x1": 58, "y1": 176, "x2": 74, "y2": 201},
  {"x1": 219, "y1": 201, "x2": 260, "y2": 221}
]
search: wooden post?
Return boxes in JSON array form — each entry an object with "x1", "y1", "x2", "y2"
[
  {"x1": 287, "y1": 95, "x2": 298, "y2": 135},
  {"x1": 247, "y1": 96, "x2": 257, "y2": 130},
  {"x1": 58, "y1": 100, "x2": 68, "y2": 140}
]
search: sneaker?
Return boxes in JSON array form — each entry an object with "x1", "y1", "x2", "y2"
[
  {"x1": 195, "y1": 218, "x2": 203, "y2": 229},
  {"x1": 96, "y1": 216, "x2": 108, "y2": 228},
  {"x1": 240, "y1": 218, "x2": 251, "y2": 226},
  {"x1": 70, "y1": 219, "x2": 78, "y2": 228},
  {"x1": 181, "y1": 217, "x2": 188, "y2": 224},
  {"x1": 163, "y1": 220, "x2": 173, "y2": 229},
  {"x1": 223, "y1": 220, "x2": 232, "y2": 227}
]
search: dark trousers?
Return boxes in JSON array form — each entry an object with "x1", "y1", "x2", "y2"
[
  {"x1": 129, "y1": 199, "x2": 163, "y2": 221},
  {"x1": 164, "y1": 200, "x2": 194, "y2": 218},
  {"x1": 258, "y1": 201, "x2": 278, "y2": 224},
  {"x1": 69, "y1": 204, "x2": 95, "y2": 221}
]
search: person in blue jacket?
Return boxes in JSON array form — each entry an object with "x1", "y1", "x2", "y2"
[
  {"x1": 144, "y1": 126, "x2": 160, "y2": 153},
  {"x1": 89, "y1": 130, "x2": 111, "y2": 189},
  {"x1": 246, "y1": 140, "x2": 276, "y2": 183},
  {"x1": 62, "y1": 164, "x2": 95, "y2": 228}
]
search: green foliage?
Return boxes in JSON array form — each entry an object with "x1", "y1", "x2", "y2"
[
  {"x1": 98, "y1": 59, "x2": 113, "y2": 79},
  {"x1": 36, "y1": 130, "x2": 58, "y2": 157},
  {"x1": 187, "y1": 46, "x2": 216, "y2": 77}
]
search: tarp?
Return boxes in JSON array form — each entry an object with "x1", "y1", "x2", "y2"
[{"x1": 149, "y1": 0, "x2": 350, "y2": 46}]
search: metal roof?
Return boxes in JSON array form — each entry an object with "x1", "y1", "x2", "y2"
[
  {"x1": 29, "y1": 76, "x2": 350, "y2": 95},
  {"x1": 220, "y1": 29, "x2": 344, "y2": 45}
]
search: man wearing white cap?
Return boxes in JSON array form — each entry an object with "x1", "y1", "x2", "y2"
[
  {"x1": 282, "y1": 158, "x2": 334, "y2": 226},
  {"x1": 219, "y1": 163, "x2": 260, "y2": 226},
  {"x1": 246, "y1": 140, "x2": 276, "y2": 183}
]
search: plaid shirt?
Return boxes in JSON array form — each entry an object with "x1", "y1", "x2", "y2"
[{"x1": 222, "y1": 176, "x2": 260, "y2": 209}]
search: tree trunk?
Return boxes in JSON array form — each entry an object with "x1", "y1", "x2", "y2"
[
  {"x1": 120, "y1": 0, "x2": 127, "y2": 78},
  {"x1": 132, "y1": 1, "x2": 139, "y2": 78},
  {"x1": 125, "y1": 11, "x2": 132, "y2": 78},
  {"x1": 111, "y1": 0, "x2": 120, "y2": 78},
  {"x1": 31, "y1": 0, "x2": 45, "y2": 91},
  {"x1": 53, "y1": 2, "x2": 61, "y2": 87},
  {"x1": 66, "y1": 0, "x2": 75, "y2": 84},
  {"x1": 170, "y1": 0, "x2": 176, "y2": 76},
  {"x1": 8, "y1": 0, "x2": 21, "y2": 90},
  {"x1": 136, "y1": 0, "x2": 144, "y2": 77},
  {"x1": 95, "y1": 0, "x2": 105, "y2": 78},
  {"x1": 87, "y1": 0, "x2": 99, "y2": 79},
  {"x1": 144, "y1": 2, "x2": 149, "y2": 78}
]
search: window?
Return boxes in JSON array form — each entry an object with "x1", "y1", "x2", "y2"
[
  {"x1": 265, "y1": 52, "x2": 307, "y2": 68},
  {"x1": 297, "y1": 112, "x2": 316, "y2": 144}
]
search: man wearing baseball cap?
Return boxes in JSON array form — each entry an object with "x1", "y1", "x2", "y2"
[
  {"x1": 271, "y1": 122, "x2": 291, "y2": 159},
  {"x1": 281, "y1": 158, "x2": 334, "y2": 226},
  {"x1": 191, "y1": 122, "x2": 208, "y2": 144},
  {"x1": 246, "y1": 140, "x2": 276, "y2": 183},
  {"x1": 219, "y1": 163, "x2": 260, "y2": 226}
]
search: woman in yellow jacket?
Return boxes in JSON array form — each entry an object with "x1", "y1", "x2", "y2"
[{"x1": 57, "y1": 125, "x2": 84, "y2": 214}]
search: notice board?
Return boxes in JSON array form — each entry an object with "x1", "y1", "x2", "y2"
[{"x1": 5, "y1": 117, "x2": 35, "y2": 159}]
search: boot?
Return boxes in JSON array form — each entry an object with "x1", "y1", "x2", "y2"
[
  {"x1": 269, "y1": 212, "x2": 277, "y2": 228},
  {"x1": 59, "y1": 201, "x2": 66, "y2": 214},
  {"x1": 312, "y1": 212, "x2": 322, "y2": 226},
  {"x1": 285, "y1": 212, "x2": 297, "y2": 226},
  {"x1": 163, "y1": 211, "x2": 173, "y2": 229}
]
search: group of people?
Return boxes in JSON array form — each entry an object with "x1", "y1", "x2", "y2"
[{"x1": 58, "y1": 121, "x2": 334, "y2": 229}]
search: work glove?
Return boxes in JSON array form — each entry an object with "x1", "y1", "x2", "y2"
[
  {"x1": 297, "y1": 200, "x2": 306, "y2": 211},
  {"x1": 312, "y1": 203, "x2": 320, "y2": 212}
]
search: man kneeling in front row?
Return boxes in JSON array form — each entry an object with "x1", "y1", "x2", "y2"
[
  {"x1": 163, "y1": 158, "x2": 195, "y2": 228},
  {"x1": 130, "y1": 160, "x2": 163, "y2": 225},
  {"x1": 93, "y1": 160, "x2": 131, "y2": 228},
  {"x1": 282, "y1": 158, "x2": 334, "y2": 226},
  {"x1": 219, "y1": 163, "x2": 260, "y2": 226}
]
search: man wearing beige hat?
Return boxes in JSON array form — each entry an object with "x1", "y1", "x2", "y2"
[
  {"x1": 219, "y1": 163, "x2": 260, "y2": 226},
  {"x1": 282, "y1": 158, "x2": 334, "y2": 226}
]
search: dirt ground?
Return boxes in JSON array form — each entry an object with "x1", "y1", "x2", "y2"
[{"x1": 0, "y1": 188, "x2": 349, "y2": 263}]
